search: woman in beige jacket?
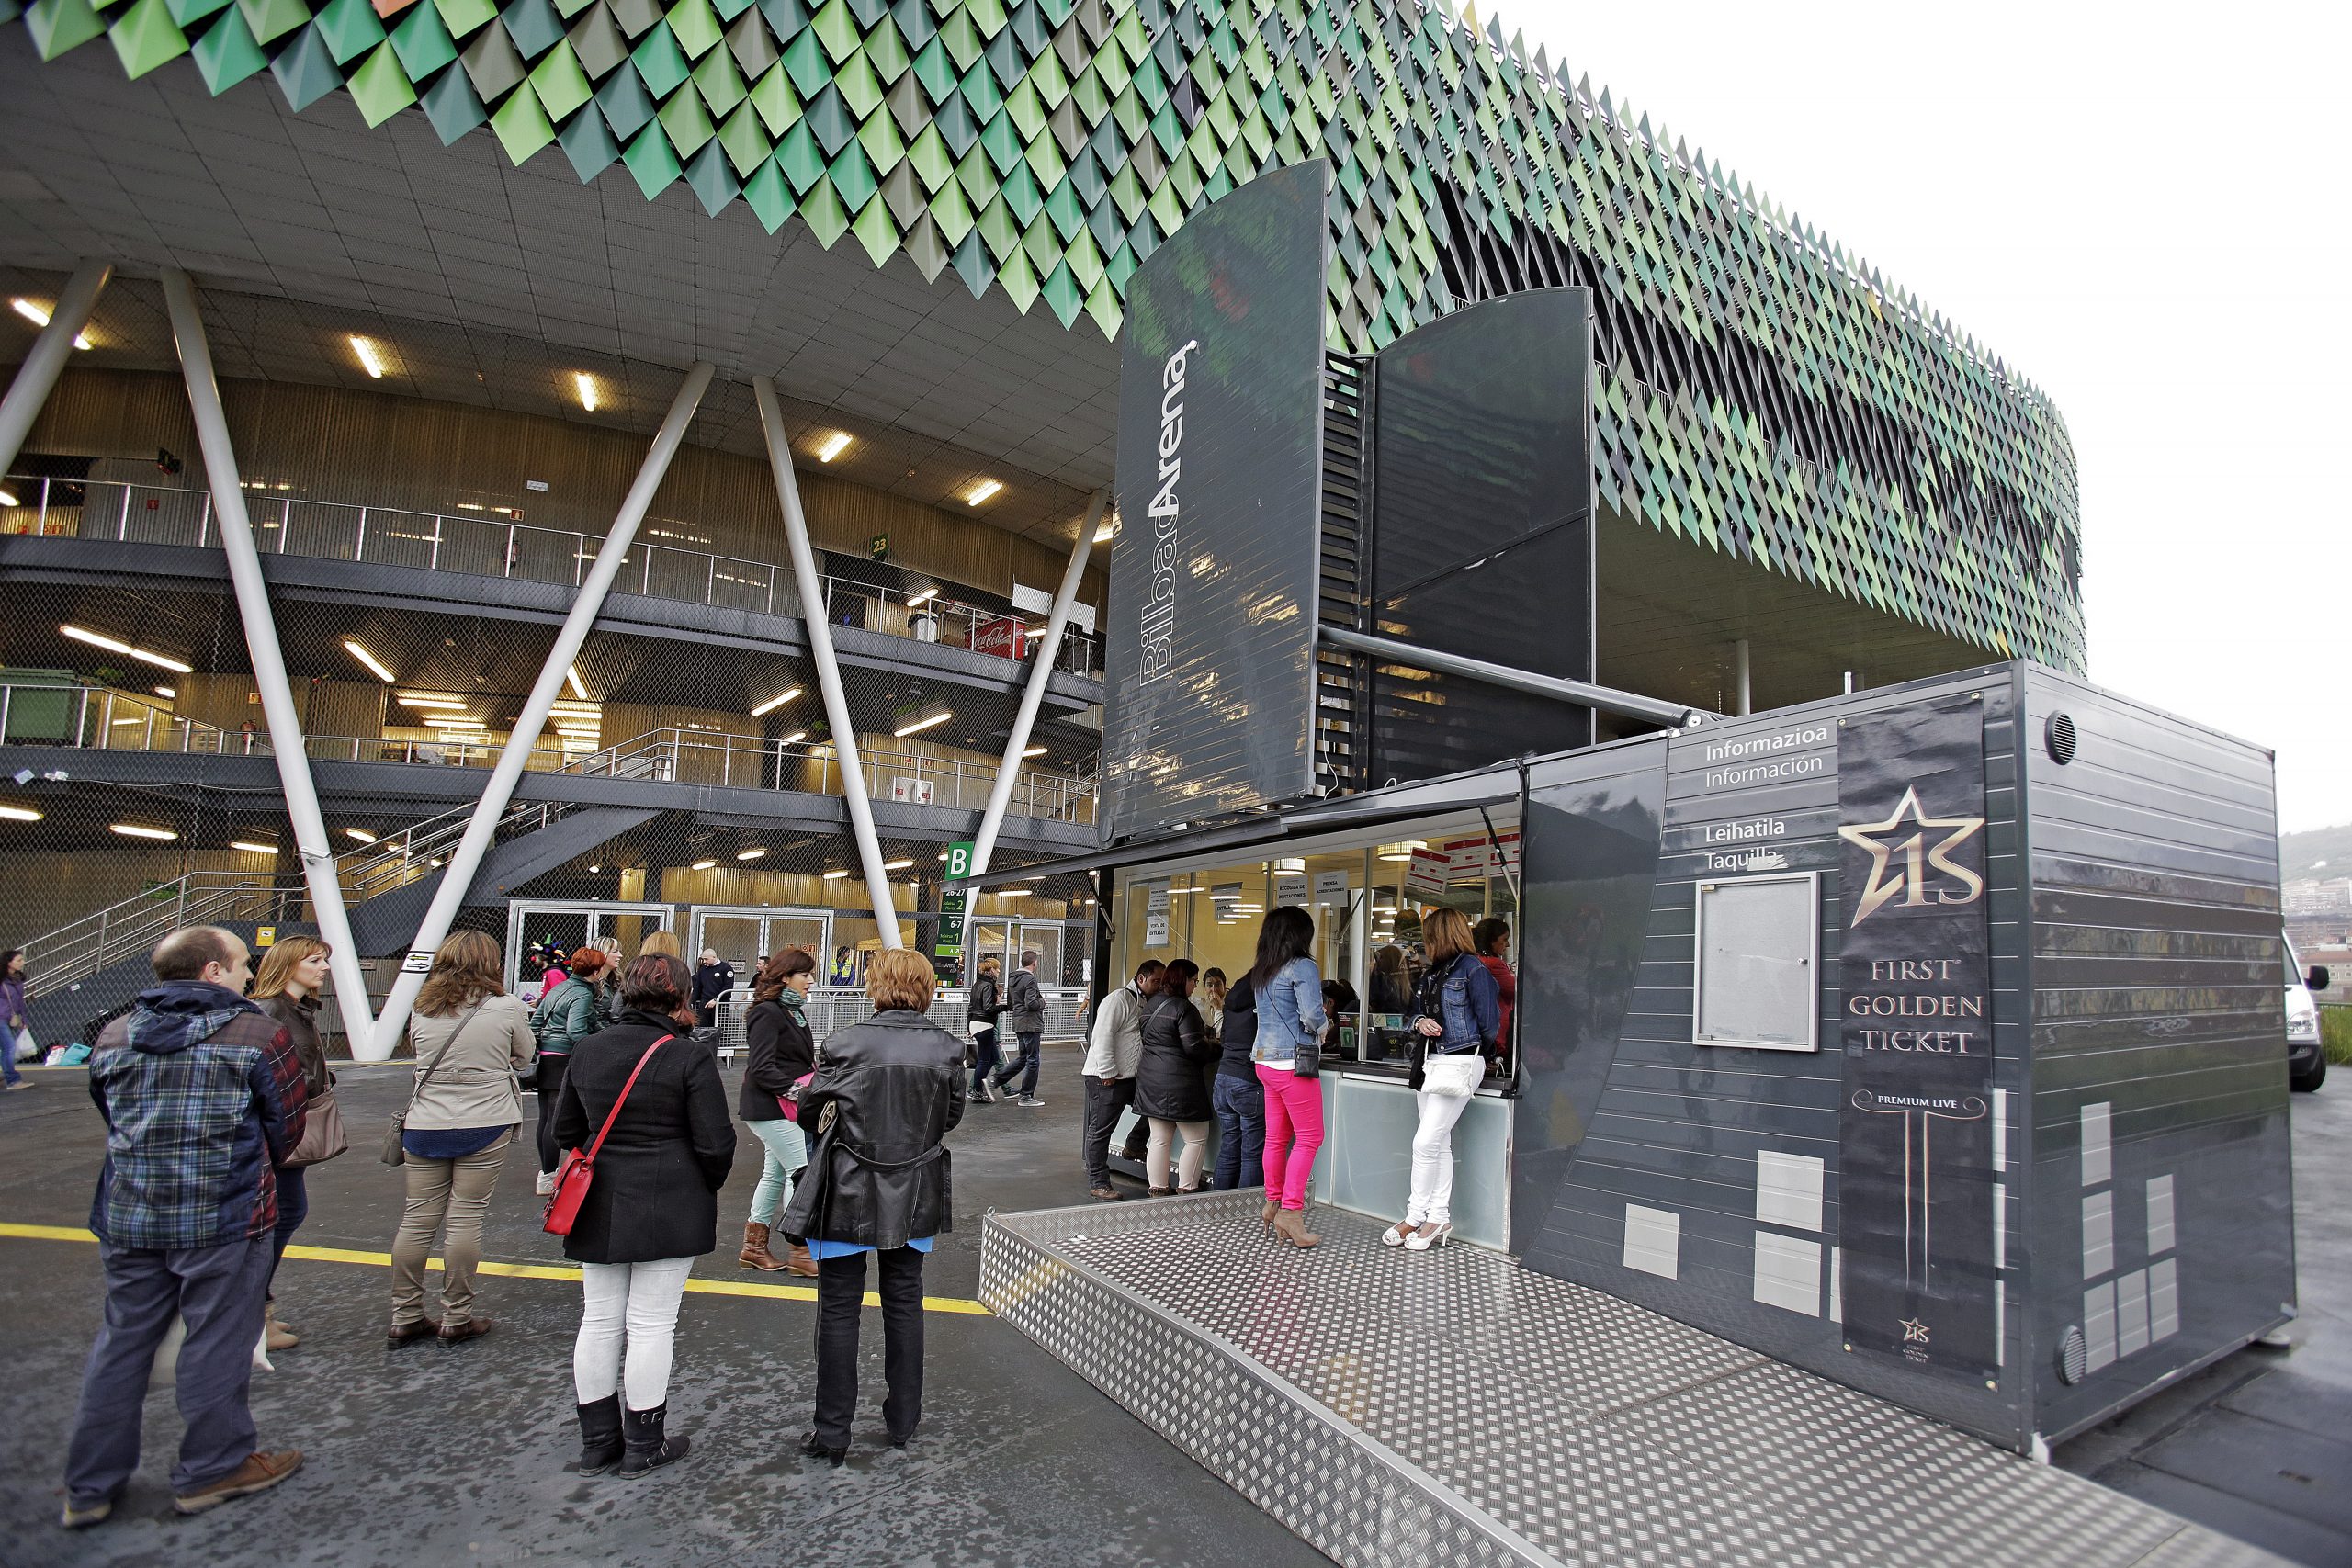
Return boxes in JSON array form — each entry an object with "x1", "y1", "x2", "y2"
[{"x1": 387, "y1": 930, "x2": 536, "y2": 1348}]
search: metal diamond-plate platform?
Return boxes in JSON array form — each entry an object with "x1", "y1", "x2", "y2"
[{"x1": 979, "y1": 1195, "x2": 2285, "y2": 1568}]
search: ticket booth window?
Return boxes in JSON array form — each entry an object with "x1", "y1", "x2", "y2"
[{"x1": 1692, "y1": 872, "x2": 1819, "y2": 1052}]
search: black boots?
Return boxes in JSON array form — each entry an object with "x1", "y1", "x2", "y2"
[
  {"x1": 617, "y1": 1404, "x2": 691, "y2": 1475},
  {"x1": 798, "y1": 1431, "x2": 848, "y2": 1466},
  {"x1": 574, "y1": 1396, "x2": 623, "y2": 1475}
]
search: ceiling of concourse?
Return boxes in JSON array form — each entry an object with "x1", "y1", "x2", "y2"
[{"x1": 0, "y1": 36, "x2": 1120, "y2": 547}]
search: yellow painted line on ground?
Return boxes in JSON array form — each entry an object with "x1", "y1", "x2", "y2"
[{"x1": 0, "y1": 1222, "x2": 992, "y2": 1316}]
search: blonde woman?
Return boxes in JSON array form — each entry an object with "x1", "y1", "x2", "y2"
[
  {"x1": 782, "y1": 947, "x2": 962, "y2": 1462},
  {"x1": 1385, "y1": 908, "x2": 1501, "y2": 1253},
  {"x1": 386, "y1": 931, "x2": 534, "y2": 1347},
  {"x1": 639, "y1": 931, "x2": 683, "y2": 961},
  {"x1": 251, "y1": 936, "x2": 339, "y2": 1350}
]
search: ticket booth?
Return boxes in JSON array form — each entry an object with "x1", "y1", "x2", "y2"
[{"x1": 1013, "y1": 661, "x2": 2298, "y2": 1454}]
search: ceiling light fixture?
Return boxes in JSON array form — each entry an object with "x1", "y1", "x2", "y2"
[
  {"x1": 398, "y1": 695, "x2": 469, "y2": 711},
  {"x1": 13, "y1": 298, "x2": 91, "y2": 349},
  {"x1": 1375, "y1": 841, "x2": 1426, "y2": 862},
  {"x1": 232, "y1": 840, "x2": 277, "y2": 853},
  {"x1": 778, "y1": 729, "x2": 808, "y2": 745},
  {"x1": 997, "y1": 887, "x2": 1029, "y2": 897},
  {"x1": 882, "y1": 858, "x2": 913, "y2": 871},
  {"x1": 691, "y1": 858, "x2": 718, "y2": 871},
  {"x1": 589, "y1": 864, "x2": 602, "y2": 873},
  {"x1": 751, "y1": 686, "x2": 803, "y2": 716},
  {"x1": 906, "y1": 588, "x2": 938, "y2": 608},
  {"x1": 342, "y1": 639, "x2": 395, "y2": 682},
  {"x1": 349, "y1": 334, "x2": 386, "y2": 378},
  {"x1": 110, "y1": 822, "x2": 177, "y2": 840},
  {"x1": 0, "y1": 489, "x2": 17, "y2": 507},
  {"x1": 1021, "y1": 745, "x2": 1047, "y2": 758},
  {"x1": 565, "y1": 665, "x2": 589, "y2": 699},
  {"x1": 574, "y1": 372, "x2": 598, "y2": 412},
  {"x1": 1093, "y1": 521, "x2": 1114, "y2": 543},
  {"x1": 822, "y1": 868, "x2": 850, "y2": 880},
  {"x1": 153, "y1": 685, "x2": 175, "y2": 698},
  {"x1": 892, "y1": 704, "x2": 951, "y2": 738},
  {"x1": 966, "y1": 479, "x2": 1001, "y2": 506},
  {"x1": 815, "y1": 431, "x2": 852, "y2": 462},
  {"x1": 736, "y1": 847, "x2": 768, "y2": 861},
  {"x1": 61, "y1": 625, "x2": 192, "y2": 672},
  {"x1": 345, "y1": 827, "x2": 377, "y2": 843},
  {"x1": 424, "y1": 717, "x2": 487, "y2": 728},
  {"x1": 0, "y1": 805, "x2": 44, "y2": 823}
]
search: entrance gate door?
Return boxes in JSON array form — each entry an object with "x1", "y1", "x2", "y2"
[
  {"x1": 504, "y1": 901, "x2": 675, "y2": 994},
  {"x1": 686, "y1": 905, "x2": 832, "y2": 978}
]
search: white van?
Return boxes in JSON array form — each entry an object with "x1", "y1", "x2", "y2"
[{"x1": 2286, "y1": 934, "x2": 2327, "y2": 1092}]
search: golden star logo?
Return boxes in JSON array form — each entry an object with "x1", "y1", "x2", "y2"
[
  {"x1": 1838, "y1": 786, "x2": 1986, "y2": 926},
  {"x1": 1901, "y1": 1318, "x2": 1930, "y2": 1344}
]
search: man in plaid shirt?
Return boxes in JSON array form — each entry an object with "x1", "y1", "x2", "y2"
[{"x1": 61, "y1": 926, "x2": 310, "y2": 1529}]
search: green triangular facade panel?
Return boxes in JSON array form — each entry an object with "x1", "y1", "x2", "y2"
[
  {"x1": 432, "y1": 0, "x2": 495, "y2": 38},
  {"x1": 389, "y1": 0, "x2": 458, "y2": 79},
  {"x1": 417, "y1": 51, "x2": 491, "y2": 140},
  {"x1": 187, "y1": 2, "x2": 266, "y2": 90},
  {"x1": 105, "y1": 0, "x2": 187, "y2": 77},
  {"x1": 312, "y1": 0, "x2": 386, "y2": 63},
  {"x1": 558, "y1": 92, "x2": 623, "y2": 176},
  {"x1": 529, "y1": 38, "x2": 594, "y2": 118},
  {"x1": 621, "y1": 118, "x2": 682, "y2": 195},
  {"x1": 269, "y1": 24, "x2": 345, "y2": 111},
  {"x1": 346, "y1": 39, "x2": 421, "y2": 124},
  {"x1": 489, "y1": 66, "x2": 559, "y2": 160}
]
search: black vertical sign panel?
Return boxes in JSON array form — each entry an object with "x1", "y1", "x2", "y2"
[
  {"x1": 1836, "y1": 696, "x2": 1997, "y2": 1382},
  {"x1": 1102, "y1": 161, "x2": 1329, "y2": 843}
]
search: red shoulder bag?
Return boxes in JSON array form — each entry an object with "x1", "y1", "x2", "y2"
[{"x1": 543, "y1": 1034, "x2": 672, "y2": 1236}]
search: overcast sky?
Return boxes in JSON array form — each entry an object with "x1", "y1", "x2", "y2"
[{"x1": 1503, "y1": 0, "x2": 2349, "y2": 832}]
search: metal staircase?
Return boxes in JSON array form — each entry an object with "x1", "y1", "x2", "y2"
[
  {"x1": 1316, "y1": 351, "x2": 1372, "y2": 796},
  {"x1": 24, "y1": 797, "x2": 571, "y2": 993}
]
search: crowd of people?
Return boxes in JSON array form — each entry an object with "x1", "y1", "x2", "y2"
[{"x1": 48, "y1": 897, "x2": 1509, "y2": 1528}]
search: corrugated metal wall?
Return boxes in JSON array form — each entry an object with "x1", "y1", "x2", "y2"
[{"x1": 2018, "y1": 667, "x2": 2294, "y2": 1441}]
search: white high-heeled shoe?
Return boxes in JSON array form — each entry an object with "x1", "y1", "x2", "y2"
[
  {"x1": 1404, "y1": 1221, "x2": 1453, "y2": 1252},
  {"x1": 1380, "y1": 1219, "x2": 1415, "y2": 1247}
]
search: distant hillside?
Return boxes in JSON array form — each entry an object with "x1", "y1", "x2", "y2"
[{"x1": 2280, "y1": 823, "x2": 2352, "y2": 878}]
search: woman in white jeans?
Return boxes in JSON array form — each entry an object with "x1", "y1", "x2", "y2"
[
  {"x1": 1385, "y1": 908, "x2": 1501, "y2": 1253},
  {"x1": 550, "y1": 953, "x2": 737, "y2": 1476}
]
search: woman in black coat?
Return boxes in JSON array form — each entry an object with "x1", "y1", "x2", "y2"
[
  {"x1": 1132, "y1": 958, "x2": 1215, "y2": 1194},
  {"x1": 736, "y1": 949, "x2": 820, "y2": 1276},
  {"x1": 780, "y1": 948, "x2": 963, "y2": 1463},
  {"x1": 553, "y1": 953, "x2": 736, "y2": 1478}
]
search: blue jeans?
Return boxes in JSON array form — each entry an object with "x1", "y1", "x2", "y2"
[
  {"x1": 969, "y1": 1026, "x2": 1001, "y2": 1093},
  {"x1": 267, "y1": 1165, "x2": 309, "y2": 1289},
  {"x1": 65, "y1": 1234, "x2": 272, "y2": 1500},
  {"x1": 745, "y1": 1116, "x2": 807, "y2": 1226},
  {"x1": 1211, "y1": 1072, "x2": 1265, "y2": 1190},
  {"x1": 996, "y1": 1031, "x2": 1042, "y2": 1097}
]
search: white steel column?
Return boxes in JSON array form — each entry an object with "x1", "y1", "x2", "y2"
[
  {"x1": 370, "y1": 361, "x2": 715, "y2": 1056},
  {"x1": 0, "y1": 260, "x2": 111, "y2": 478},
  {"x1": 967, "y1": 489, "x2": 1104, "y2": 878},
  {"x1": 752, "y1": 374, "x2": 899, "y2": 947},
  {"x1": 161, "y1": 269, "x2": 373, "y2": 1049}
]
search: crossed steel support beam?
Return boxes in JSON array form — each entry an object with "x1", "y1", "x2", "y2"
[
  {"x1": 368, "y1": 361, "x2": 716, "y2": 1059},
  {"x1": 0, "y1": 260, "x2": 110, "y2": 482},
  {"x1": 967, "y1": 490, "x2": 1104, "y2": 882},
  {"x1": 161, "y1": 269, "x2": 375, "y2": 1049},
  {"x1": 752, "y1": 374, "x2": 899, "y2": 948}
]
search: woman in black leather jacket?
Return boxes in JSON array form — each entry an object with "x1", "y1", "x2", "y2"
[
  {"x1": 779, "y1": 947, "x2": 964, "y2": 1463},
  {"x1": 1132, "y1": 958, "x2": 1215, "y2": 1193}
]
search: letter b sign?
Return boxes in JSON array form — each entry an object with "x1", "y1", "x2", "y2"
[{"x1": 944, "y1": 840, "x2": 975, "y2": 880}]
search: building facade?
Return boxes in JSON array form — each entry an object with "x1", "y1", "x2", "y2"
[{"x1": 0, "y1": 0, "x2": 2078, "y2": 1042}]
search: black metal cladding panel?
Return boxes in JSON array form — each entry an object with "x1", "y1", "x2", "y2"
[
  {"x1": 1102, "y1": 162, "x2": 1329, "y2": 842},
  {"x1": 1364, "y1": 290, "x2": 1596, "y2": 786},
  {"x1": 2018, "y1": 668, "x2": 2294, "y2": 1442},
  {"x1": 1515, "y1": 670, "x2": 2030, "y2": 1448}
]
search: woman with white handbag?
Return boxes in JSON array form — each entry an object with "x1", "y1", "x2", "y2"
[
  {"x1": 2, "y1": 948, "x2": 33, "y2": 1089},
  {"x1": 1385, "y1": 908, "x2": 1501, "y2": 1253}
]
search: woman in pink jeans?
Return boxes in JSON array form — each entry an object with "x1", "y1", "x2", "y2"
[{"x1": 1249, "y1": 907, "x2": 1328, "y2": 1248}]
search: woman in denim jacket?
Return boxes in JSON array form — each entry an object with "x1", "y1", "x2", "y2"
[
  {"x1": 1385, "y1": 908, "x2": 1500, "y2": 1253},
  {"x1": 1249, "y1": 906, "x2": 1328, "y2": 1248}
]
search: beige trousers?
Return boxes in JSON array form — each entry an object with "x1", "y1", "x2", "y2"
[
  {"x1": 389, "y1": 1130, "x2": 512, "y2": 1328},
  {"x1": 1146, "y1": 1118, "x2": 1211, "y2": 1190}
]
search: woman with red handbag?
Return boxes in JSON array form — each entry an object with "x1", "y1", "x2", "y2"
[
  {"x1": 549, "y1": 954, "x2": 736, "y2": 1477},
  {"x1": 737, "y1": 949, "x2": 819, "y2": 1276}
]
